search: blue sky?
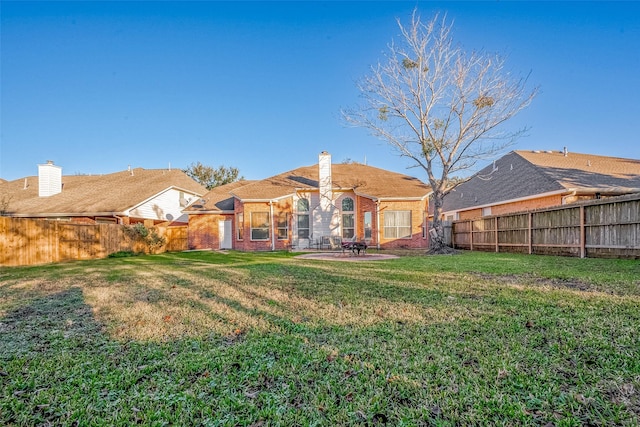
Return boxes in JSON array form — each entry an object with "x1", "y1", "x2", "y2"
[{"x1": 1, "y1": 1, "x2": 639, "y2": 182}]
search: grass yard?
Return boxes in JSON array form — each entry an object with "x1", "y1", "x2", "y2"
[{"x1": 1, "y1": 250, "x2": 639, "y2": 426}]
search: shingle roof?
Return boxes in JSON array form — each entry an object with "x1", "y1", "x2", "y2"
[
  {"x1": 443, "y1": 150, "x2": 640, "y2": 212},
  {"x1": 184, "y1": 180, "x2": 256, "y2": 213},
  {"x1": 230, "y1": 163, "x2": 431, "y2": 201},
  {"x1": 1, "y1": 168, "x2": 207, "y2": 216}
]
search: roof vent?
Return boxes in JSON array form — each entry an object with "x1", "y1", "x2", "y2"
[{"x1": 563, "y1": 146, "x2": 568, "y2": 157}]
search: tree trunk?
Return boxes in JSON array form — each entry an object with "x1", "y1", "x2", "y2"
[{"x1": 428, "y1": 191, "x2": 448, "y2": 253}]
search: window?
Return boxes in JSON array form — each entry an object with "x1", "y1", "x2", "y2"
[
  {"x1": 341, "y1": 197, "x2": 355, "y2": 239},
  {"x1": 297, "y1": 198, "x2": 310, "y2": 239},
  {"x1": 364, "y1": 211, "x2": 372, "y2": 239},
  {"x1": 482, "y1": 207, "x2": 492, "y2": 217},
  {"x1": 236, "y1": 212, "x2": 244, "y2": 240},
  {"x1": 423, "y1": 214, "x2": 427, "y2": 239},
  {"x1": 384, "y1": 211, "x2": 412, "y2": 239},
  {"x1": 276, "y1": 213, "x2": 288, "y2": 240},
  {"x1": 250, "y1": 212, "x2": 270, "y2": 240},
  {"x1": 341, "y1": 197, "x2": 354, "y2": 212}
]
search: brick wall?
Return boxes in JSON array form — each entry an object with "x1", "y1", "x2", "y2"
[
  {"x1": 455, "y1": 194, "x2": 567, "y2": 220},
  {"x1": 188, "y1": 196, "x2": 430, "y2": 251},
  {"x1": 187, "y1": 213, "x2": 233, "y2": 250},
  {"x1": 378, "y1": 199, "x2": 429, "y2": 249},
  {"x1": 491, "y1": 194, "x2": 565, "y2": 216},
  {"x1": 234, "y1": 198, "x2": 293, "y2": 251},
  {"x1": 357, "y1": 196, "x2": 377, "y2": 245}
]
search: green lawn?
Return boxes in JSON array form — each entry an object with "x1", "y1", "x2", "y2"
[{"x1": 1, "y1": 250, "x2": 639, "y2": 426}]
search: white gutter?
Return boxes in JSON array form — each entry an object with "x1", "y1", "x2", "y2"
[
  {"x1": 182, "y1": 210, "x2": 234, "y2": 215},
  {"x1": 353, "y1": 190, "x2": 431, "y2": 202},
  {"x1": 376, "y1": 200, "x2": 381, "y2": 250},
  {"x1": 8, "y1": 211, "x2": 127, "y2": 218},
  {"x1": 269, "y1": 200, "x2": 275, "y2": 251},
  {"x1": 232, "y1": 194, "x2": 293, "y2": 203}
]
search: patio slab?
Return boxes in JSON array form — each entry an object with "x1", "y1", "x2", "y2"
[{"x1": 294, "y1": 252, "x2": 399, "y2": 262}]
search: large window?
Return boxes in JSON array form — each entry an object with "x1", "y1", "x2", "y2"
[
  {"x1": 236, "y1": 212, "x2": 244, "y2": 240},
  {"x1": 384, "y1": 211, "x2": 412, "y2": 239},
  {"x1": 341, "y1": 197, "x2": 355, "y2": 239},
  {"x1": 297, "y1": 198, "x2": 310, "y2": 239},
  {"x1": 250, "y1": 212, "x2": 270, "y2": 240},
  {"x1": 276, "y1": 213, "x2": 288, "y2": 240}
]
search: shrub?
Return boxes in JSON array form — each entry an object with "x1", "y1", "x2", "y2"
[
  {"x1": 122, "y1": 223, "x2": 166, "y2": 254},
  {"x1": 107, "y1": 250, "x2": 138, "y2": 258}
]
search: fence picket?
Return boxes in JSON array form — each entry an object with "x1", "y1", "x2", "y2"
[
  {"x1": 451, "y1": 193, "x2": 640, "y2": 259},
  {"x1": 0, "y1": 217, "x2": 188, "y2": 266}
]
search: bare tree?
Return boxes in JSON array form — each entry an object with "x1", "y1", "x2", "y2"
[
  {"x1": 183, "y1": 162, "x2": 243, "y2": 190},
  {"x1": 343, "y1": 11, "x2": 537, "y2": 252}
]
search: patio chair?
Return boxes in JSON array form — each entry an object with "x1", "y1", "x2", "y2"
[{"x1": 328, "y1": 236, "x2": 342, "y2": 251}]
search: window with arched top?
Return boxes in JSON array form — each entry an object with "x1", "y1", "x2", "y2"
[
  {"x1": 341, "y1": 197, "x2": 355, "y2": 239},
  {"x1": 297, "y1": 198, "x2": 310, "y2": 239},
  {"x1": 342, "y1": 197, "x2": 354, "y2": 212}
]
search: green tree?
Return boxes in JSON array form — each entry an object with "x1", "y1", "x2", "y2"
[
  {"x1": 183, "y1": 162, "x2": 243, "y2": 190},
  {"x1": 343, "y1": 11, "x2": 537, "y2": 252}
]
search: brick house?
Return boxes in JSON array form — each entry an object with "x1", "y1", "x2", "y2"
[
  {"x1": 441, "y1": 150, "x2": 640, "y2": 220},
  {"x1": 185, "y1": 152, "x2": 433, "y2": 251},
  {"x1": 0, "y1": 161, "x2": 207, "y2": 225}
]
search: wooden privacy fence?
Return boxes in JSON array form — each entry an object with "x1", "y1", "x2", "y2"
[
  {"x1": 452, "y1": 193, "x2": 640, "y2": 259},
  {"x1": 0, "y1": 217, "x2": 188, "y2": 267}
]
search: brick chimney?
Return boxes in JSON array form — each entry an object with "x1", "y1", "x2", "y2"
[{"x1": 38, "y1": 160, "x2": 62, "y2": 197}]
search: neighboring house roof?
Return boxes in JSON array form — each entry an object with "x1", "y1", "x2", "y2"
[
  {"x1": 229, "y1": 163, "x2": 432, "y2": 201},
  {"x1": 1, "y1": 168, "x2": 207, "y2": 217},
  {"x1": 443, "y1": 150, "x2": 640, "y2": 212},
  {"x1": 184, "y1": 180, "x2": 257, "y2": 213}
]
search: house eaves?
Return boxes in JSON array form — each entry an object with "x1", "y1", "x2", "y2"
[
  {"x1": 7, "y1": 211, "x2": 127, "y2": 218},
  {"x1": 571, "y1": 187, "x2": 640, "y2": 195},
  {"x1": 441, "y1": 188, "x2": 573, "y2": 216},
  {"x1": 182, "y1": 209, "x2": 234, "y2": 215},
  {"x1": 231, "y1": 193, "x2": 294, "y2": 203},
  {"x1": 353, "y1": 189, "x2": 431, "y2": 202}
]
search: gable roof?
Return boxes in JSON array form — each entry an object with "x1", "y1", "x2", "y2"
[
  {"x1": 184, "y1": 180, "x2": 256, "y2": 213},
  {"x1": 1, "y1": 168, "x2": 207, "y2": 217},
  {"x1": 443, "y1": 150, "x2": 640, "y2": 212},
  {"x1": 230, "y1": 163, "x2": 432, "y2": 201}
]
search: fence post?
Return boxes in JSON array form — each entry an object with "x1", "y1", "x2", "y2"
[
  {"x1": 469, "y1": 220, "x2": 474, "y2": 251},
  {"x1": 528, "y1": 212, "x2": 533, "y2": 255},
  {"x1": 579, "y1": 205, "x2": 586, "y2": 258},
  {"x1": 495, "y1": 216, "x2": 499, "y2": 253}
]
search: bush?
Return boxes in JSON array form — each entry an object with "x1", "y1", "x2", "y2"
[
  {"x1": 122, "y1": 223, "x2": 167, "y2": 253},
  {"x1": 107, "y1": 250, "x2": 138, "y2": 258}
]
